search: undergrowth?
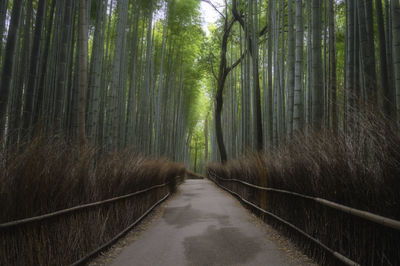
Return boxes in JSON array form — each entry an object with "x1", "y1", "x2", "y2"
[
  {"x1": 207, "y1": 113, "x2": 400, "y2": 265},
  {"x1": 0, "y1": 136, "x2": 186, "y2": 265}
]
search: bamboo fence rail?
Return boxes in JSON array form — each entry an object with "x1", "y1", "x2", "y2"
[
  {"x1": 208, "y1": 174, "x2": 400, "y2": 266},
  {"x1": 1, "y1": 176, "x2": 184, "y2": 265},
  {"x1": 0, "y1": 183, "x2": 168, "y2": 229},
  {"x1": 215, "y1": 177, "x2": 400, "y2": 230}
]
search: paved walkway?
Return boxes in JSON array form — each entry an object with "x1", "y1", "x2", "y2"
[{"x1": 111, "y1": 179, "x2": 295, "y2": 266}]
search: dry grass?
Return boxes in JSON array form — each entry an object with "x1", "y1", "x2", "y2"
[
  {"x1": 207, "y1": 113, "x2": 400, "y2": 265},
  {"x1": 0, "y1": 137, "x2": 186, "y2": 265}
]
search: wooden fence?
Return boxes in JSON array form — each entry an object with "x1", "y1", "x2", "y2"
[
  {"x1": 0, "y1": 176, "x2": 184, "y2": 265},
  {"x1": 209, "y1": 174, "x2": 400, "y2": 265}
]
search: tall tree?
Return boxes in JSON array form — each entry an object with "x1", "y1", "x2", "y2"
[
  {"x1": 8, "y1": 0, "x2": 34, "y2": 148},
  {"x1": 0, "y1": 0, "x2": 9, "y2": 62},
  {"x1": 33, "y1": 0, "x2": 55, "y2": 128},
  {"x1": 232, "y1": 0, "x2": 263, "y2": 151},
  {"x1": 54, "y1": 0, "x2": 74, "y2": 134},
  {"x1": 393, "y1": 0, "x2": 400, "y2": 123},
  {"x1": 155, "y1": 2, "x2": 169, "y2": 156},
  {"x1": 287, "y1": 0, "x2": 295, "y2": 137},
  {"x1": 78, "y1": 0, "x2": 88, "y2": 146},
  {"x1": 107, "y1": 0, "x2": 129, "y2": 150},
  {"x1": 358, "y1": 0, "x2": 377, "y2": 106},
  {"x1": 293, "y1": 0, "x2": 304, "y2": 132},
  {"x1": 266, "y1": 0, "x2": 273, "y2": 147},
  {"x1": 311, "y1": 0, "x2": 323, "y2": 130},
  {"x1": 0, "y1": 0, "x2": 23, "y2": 142},
  {"x1": 88, "y1": 0, "x2": 106, "y2": 144},
  {"x1": 21, "y1": 0, "x2": 46, "y2": 141},
  {"x1": 215, "y1": 17, "x2": 237, "y2": 163},
  {"x1": 375, "y1": 0, "x2": 391, "y2": 119},
  {"x1": 329, "y1": 0, "x2": 337, "y2": 133}
]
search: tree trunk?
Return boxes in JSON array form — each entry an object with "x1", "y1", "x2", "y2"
[
  {"x1": 273, "y1": 0, "x2": 279, "y2": 146},
  {"x1": 98, "y1": 0, "x2": 113, "y2": 149},
  {"x1": 287, "y1": 0, "x2": 295, "y2": 137},
  {"x1": 252, "y1": 0, "x2": 263, "y2": 152},
  {"x1": 88, "y1": 0, "x2": 106, "y2": 144},
  {"x1": 0, "y1": 0, "x2": 23, "y2": 142},
  {"x1": 312, "y1": 0, "x2": 323, "y2": 130},
  {"x1": 385, "y1": 0, "x2": 396, "y2": 120},
  {"x1": 375, "y1": 0, "x2": 391, "y2": 119},
  {"x1": 53, "y1": 0, "x2": 74, "y2": 134},
  {"x1": 232, "y1": 0, "x2": 263, "y2": 151},
  {"x1": 33, "y1": 0, "x2": 55, "y2": 127},
  {"x1": 392, "y1": 0, "x2": 400, "y2": 123},
  {"x1": 155, "y1": 4, "x2": 169, "y2": 156},
  {"x1": 204, "y1": 112, "x2": 209, "y2": 162},
  {"x1": 358, "y1": 0, "x2": 377, "y2": 106},
  {"x1": 21, "y1": 0, "x2": 46, "y2": 141},
  {"x1": 346, "y1": 0, "x2": 355, "y2": 132},
  {"x1": 293, "y1": 0, "x2": 303, "y2": 132},
  {"x1": 329, "y1": 0, "x2": 338, "y2": 134},
  {"x1": 107, "y1": 0, "x2": 129, "y2": 150},
  {"x1": 8, "y1": 0, "x2": 33, "y2": 147},
  {"x1": 305, "y1": 0, "x2": 312, "y2": 130},
  {"x1": 0, "y1": 0, "x2": 9, "y2": 61},
  {"x1": 267, "y1": 2, "x2": 273, "y2": 147},
  {"x1": 78, "y1": 0, "x2": 88, "y2": 147},
  {"x1": 215, "y1": 18, "x2": 237, "y2": 163}
]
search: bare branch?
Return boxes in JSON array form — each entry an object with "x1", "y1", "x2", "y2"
[
  {"x1": 208, "y1": 53, "x2": 218, "y2": 80},
  {"x1": 201, "y1": 0, "x2": 225, "y2": 20},
  {"x1": 232, "y1": 0, "x2": 253, "y2": 56},
  {"x1": 227, "y1": 50, "x2": 247, "y2": 73},
  {"x1": 259, "y1": 24, "x2": 268, "y2": 37}
]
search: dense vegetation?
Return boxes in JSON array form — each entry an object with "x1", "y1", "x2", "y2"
[
  {"x1": 1, "y1": 0, "x2": 400, "y2": 265},
  {"x1": 202, "y1": 0, "x2": 400, "y2": 161},
  {"x1": 0, "y1": 0, "x2": 205, "y2": 161},
  {"x1": 207, "y1": 113, "x2": 400, "y2": 264},
  {"x1": 0, "y1": 1, "x2": 196, "y2": 264},
  {"x1": 0, "y1": 137, "x2": 185, "y2": 265},
  {"x1": 204, "y1": 0, "x2": 400, "y2": 265}
]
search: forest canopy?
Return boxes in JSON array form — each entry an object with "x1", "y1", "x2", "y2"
[{"x1": 0, "y1": 0, "x2": 208, "y2": 166}]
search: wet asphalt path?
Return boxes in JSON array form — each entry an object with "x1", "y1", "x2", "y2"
[{"x1": 111, "y1": 179, "x2": 295, "y2": 266}]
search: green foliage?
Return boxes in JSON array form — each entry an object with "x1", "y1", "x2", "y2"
[
  {"x1": 168, "y1": 0, "x2": 201, "y2": 33},
  {"x1": 166, "y1": 0, "x2": 206, "y2": 132}
]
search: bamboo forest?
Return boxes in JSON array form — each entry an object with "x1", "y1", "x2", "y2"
[{"x1": 1, "y1": 0, "x2": 400, "y2": 265}]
